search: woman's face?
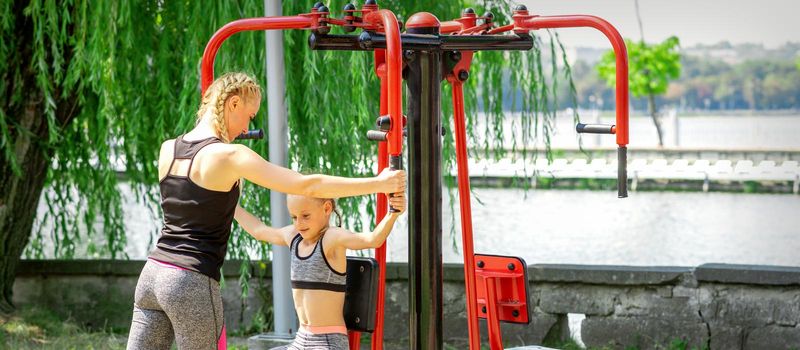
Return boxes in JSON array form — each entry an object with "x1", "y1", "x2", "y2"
[
  {"x1": 224, "y1": 95, "x2": 260, "y2": 141},
  {"x1": 287, "y1": 195, "x2": 333, "y2": 241}
]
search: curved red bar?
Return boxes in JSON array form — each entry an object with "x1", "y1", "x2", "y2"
[
  {"x1": 365, "y1": 10, "x2": 403, "y2": 156},
  {"x1": 521, "y1": 15, "x2": 629, "y2": 146},
  {"x1": 200, "y1": 16, "x2": 313, "y2": 94}
]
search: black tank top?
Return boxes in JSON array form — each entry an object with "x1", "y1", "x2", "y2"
[{"x1": 149, "y1": 135, "x2": 239, "y2": 281}]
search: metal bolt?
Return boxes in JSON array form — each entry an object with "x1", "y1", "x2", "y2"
[
  {"x1": 360, "y1": 266, "x2": 365, "y2": 272},
  {"x1": 355, "y1": 316, "x2": 361, "y2": 323},
  {"x1": 514, "y1": 4, "x2": 528, "y2": 11},
  {"x1": 482, "y1": 306, "x2": 487, "y2": 313},
  {"x1": 477, "y1": 260, "x2": 484, "y2": 268},
  {"x1": 450, "y1": 51, "x2": 462, "y2": 62},
  {"x1": 458, "y1": 70, "x2": 469, "y2": 81},
  {"x1": 403, "y1": 50, "x2": 415, "y2": 61},
  {"x1": 507, "y1": 263, "x2": 515, "y2": 270},
  {"x1": 512, "y1": 310, "x2": 520, "y2": 317}
]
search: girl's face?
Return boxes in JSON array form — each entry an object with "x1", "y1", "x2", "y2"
[
  {"x1": 224, "y1": 95, "x2": 260, "y2": 141},
  {"x1": 287, "y1": 195, "x2": 333, "y2": 241}
]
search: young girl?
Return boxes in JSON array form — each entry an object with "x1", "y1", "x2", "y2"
[
  {"x1": 235, "y1": 193, "x2": 406, "y2": 350},
  {"x1": 126, "y1": 72, "x2": 405, "y2": 350}
]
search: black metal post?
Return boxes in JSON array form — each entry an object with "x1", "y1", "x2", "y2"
[{"x1": 405, "y1": 42, "x2": 443, "y2": 350}]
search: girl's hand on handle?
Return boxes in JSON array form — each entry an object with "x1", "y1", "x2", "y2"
[
  {"x1": 377, "y1": 168, "x2": 406, "y2": 194},
  {"x1": 388, "y1": 192, "x2": 406, "y2": 215}
]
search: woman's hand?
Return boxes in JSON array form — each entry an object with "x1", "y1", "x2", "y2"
[
  {"x1": 377, "y1": 168, "x2": 406, "y2": 194},
  {"x1": 388, "y1": 192, "x2": 406, "y2": 215}
]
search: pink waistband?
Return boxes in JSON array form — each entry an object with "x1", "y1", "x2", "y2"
[
  {"x1": 149, "y1": 258, "x2": 187, "y2": 271},
  {"x1": 300, "y1": 324, "x2": 348, "y2": 335}
]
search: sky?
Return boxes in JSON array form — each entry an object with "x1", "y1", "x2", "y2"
[{"x1": 518, "y1": 0, "x2": 800, "y2": 48}]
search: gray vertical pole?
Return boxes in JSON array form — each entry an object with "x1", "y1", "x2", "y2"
[{"x1": 265, "y1": 0, "x2": 298, "y2": 336}]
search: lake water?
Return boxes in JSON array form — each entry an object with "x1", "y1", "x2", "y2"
[
  {"x1": 29, "y1": 114, "x2": 800, "y2": 267},
  {"x1": 32, "y1": 184, "x2": 800, "y2": 268}
]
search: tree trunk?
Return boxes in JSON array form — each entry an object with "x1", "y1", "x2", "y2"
[
  {"x1": 0, "y1": 98, "x2": 51, "y2": 315},
  {"x1": 0, "y1": 3, "x2": 77, "y2": 315},
  {"x1": 648, "y1": 93, "x2": 664, "y2": 147}
]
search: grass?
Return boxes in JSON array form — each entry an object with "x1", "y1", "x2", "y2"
[
  {"x1": 1, "y1": 306, "x2": 251, "y2": 350},
  {"x1": 1, "y1": 306, "x2": 126, "y2": 350},
  {"x1": 1, "y1": 308, "x2": 715, "y2": 350}
]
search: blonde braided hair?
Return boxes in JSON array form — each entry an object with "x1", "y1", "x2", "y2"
[{"x1": 196, "y1": 72, "x2": 262, "y2": 143}]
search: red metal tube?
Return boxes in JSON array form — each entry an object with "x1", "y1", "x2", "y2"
[
  {"x1": 450, "y1": 81, "x2": 481, "y2": 350},
  {"x1": 371, "y1": 51, "x2": 390, "y2": 350},
  {"x1": 364, "y1": 10, "x2": 403, "y2": 156},
  {"x1": 440, "y1": 20, "x2": 463, "y2": 34},
  {"x1": 200, "y1": 16, "x2": 313, "y2": 94},
  {"x1": 520, "y1": 15, "x2": 629, "y2": 146},
  {"x1": 486, "y1": 23, "x2": 514, "y2": 35},
  {"x1": 485, "y1": 278, "x2": 504, "y2": 350}
]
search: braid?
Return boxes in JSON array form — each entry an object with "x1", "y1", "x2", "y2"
[
  {"x1": 195, "y1": 72, "x2": 262, "y2": 143},
  {"x1": 323, "y1": 198, "x2": 343, "y2": 227}
]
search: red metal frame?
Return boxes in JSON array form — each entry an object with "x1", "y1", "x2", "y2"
[
  {"x1": 442, "y1": 7, "x2": 629, "y2": 349},
  {"x1": 201, "y1": 4, "x2": 629, "y2": 350}
]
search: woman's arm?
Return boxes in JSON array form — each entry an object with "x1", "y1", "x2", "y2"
[
  {"x1": 234, "y1": 205, "x2": 293, "y2": 246},
  {"x1": 227, "y1": 144, "x2": 405, "y2": 198},
  {"x1": 329, "y1": 193, "x2": 406, "y2": 250}
]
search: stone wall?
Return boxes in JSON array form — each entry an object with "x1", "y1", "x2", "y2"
[
  {"x1": 13, "y1": 260, "x2": 271, "y2": 332},
  {"x1": 13, "y1": 261, "x2": 800, "y2": 349}
]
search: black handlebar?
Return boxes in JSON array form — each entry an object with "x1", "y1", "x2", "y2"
[
  {"x1": 576, "y1": 123, "x2": 615, "y2": 134},
  {"x1": 235, "y1": 129, "x2": 264, "y2": 140}
]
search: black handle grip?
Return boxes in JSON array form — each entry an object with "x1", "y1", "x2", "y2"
[
  {"x1": 235, "y1": 129, "x2": 264, "y2": 140},
  {"x1": 388, "y1": 155, "x2": 403, "y2": 213},
  {"x1": 576, "y1": 123, "x2": 615, "y2": 134},
  {"x1": 618, "y1": 146, "x2": 628, "y2": 198},
  {"x1": 366, "y1": 130, "x2": 388, "y2": 141}
]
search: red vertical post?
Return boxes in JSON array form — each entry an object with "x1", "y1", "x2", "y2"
[
  {"x1": 484, "y1": 278, "x2": 504, "y2": 350},
  {"x1": 371, "y1": 52, "x2": 390, "y2": 350},
  {"x1": 450, "y1": 81, "x2": 481, "y2": 350}
]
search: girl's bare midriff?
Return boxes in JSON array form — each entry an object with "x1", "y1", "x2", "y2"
[{"x1": 293, "y1": 288, "x2": 346, "y2": 326}]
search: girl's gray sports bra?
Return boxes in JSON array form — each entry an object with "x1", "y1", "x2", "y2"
[{"x1": 290, "y1": 233, "x2": 347, "y2": 292}]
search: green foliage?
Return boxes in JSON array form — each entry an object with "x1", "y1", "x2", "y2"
[
  {"x1": 5, "y1": 1, "x2": 576, "y2": 270},
  {"x1": 597, "y1": 36, "x2": 681, "y2": 98}
]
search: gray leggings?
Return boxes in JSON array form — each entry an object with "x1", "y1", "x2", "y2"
[
  {"x1": 126, "y1": 260, "x2": 225, "y2": 350},
  {"x1": 270, "y1": 329, "x2": 349, "y2": 350}
]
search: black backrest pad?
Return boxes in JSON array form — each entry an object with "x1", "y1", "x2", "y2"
[{"x1": 344, "y1": 256, "x2": 379, "y2": 332}]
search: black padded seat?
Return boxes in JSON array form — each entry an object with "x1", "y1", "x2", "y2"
[{"x1": 343, "y1": 256, "x2": 379, "y2": 332}]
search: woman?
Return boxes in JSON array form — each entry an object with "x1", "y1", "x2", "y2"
[{"x1": 126, "y1": 72, "x2": 405, "y2": 349}]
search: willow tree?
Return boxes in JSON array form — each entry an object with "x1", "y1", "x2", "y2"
[{"x1": 0, "y1": 0, "x2": 576, "y2": 314}]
